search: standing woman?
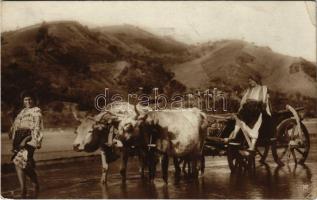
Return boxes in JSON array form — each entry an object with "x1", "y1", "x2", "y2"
[
  {"x1": 225, "y1": 73, "x2": 272, "y2": 151},
  {"x1": 9, "y1": 91, "x2": 43, "y2": 198}
]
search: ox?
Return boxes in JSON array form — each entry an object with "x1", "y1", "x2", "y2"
[
  {"x1": 72, "y1": 102, "x2": 150, "y2": 184},
  {"x1": 119, "y1": 107, "x2": 208, "y2": 183}
]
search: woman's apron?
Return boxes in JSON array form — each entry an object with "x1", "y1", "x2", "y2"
[{"x1": 11, "y1": 129, "x2": 36, "y2": 169}]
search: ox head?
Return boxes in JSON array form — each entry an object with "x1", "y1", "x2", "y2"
[
  {"x1": 72, "y1": 110, "x2": 118, "y2": 153},
  {"x1": 116, "y1": 104, "x2": 150, "y2": 142}
]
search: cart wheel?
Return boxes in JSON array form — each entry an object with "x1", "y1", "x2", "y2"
[
  {"x1": 227, "y1": 142, "x2": 255, "y2": 173},
  {"x1": 227, "y1": 143, "x2": 241, "y2": 172},
  {"x1": 255, "y1": 144, "x2": 270, "y2": 163},
  {"x1": 272, "y1": 118, "x2": 310, "y2": 166}
]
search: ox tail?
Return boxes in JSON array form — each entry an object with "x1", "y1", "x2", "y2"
[{"x1": 199, "y1": 112, "x2": 208, "y2": 153}]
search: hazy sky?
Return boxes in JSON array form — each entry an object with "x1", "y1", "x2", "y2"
[{"x1": 1, "y1": 1, "x2": 316, "y2": 62}]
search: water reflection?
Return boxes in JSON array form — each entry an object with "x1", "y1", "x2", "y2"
[
  {"x1": 2, "y1": 157, "x2": 316, "y2": 199},
  {"x1": 162, "y1": 184, "x2": 169, "y2": 199},
  {"x1": 100, "y1": 183, "x2": 109, "y2": 199},
  {"x1": 224, "y1": 163, "x2": 313, "y2": 199},
  {"x1": 273, "y1": 163, "x2": 313, "y2": 199},
  {"x1": 274, "y1": 163, "x2": 312, "y2": 179},
  {"x1": 226, "y1": 165, "x2": 269, "y2": 199},
  {"x1": 88, "y1": 163, "x2": 316, "y2": 199}
]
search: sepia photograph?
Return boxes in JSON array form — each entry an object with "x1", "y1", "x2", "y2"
[{"x1": 1, "y1": 1, "x2": 316, "y2": 199}]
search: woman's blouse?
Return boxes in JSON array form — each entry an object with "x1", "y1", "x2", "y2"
[
  {"x1": 12, "y1": 107, "x2": 44, "y2": 148},
  {"x1": 240, "y1": 85, "x2": 272, "y2": 116}
]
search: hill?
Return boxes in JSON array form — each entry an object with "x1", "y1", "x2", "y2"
[
  {"x1": 168, "y1": 40, "x2": 316, "y2": 98},
  {"x1": 1, "y1": 21, "x2": 316, "y2": 130},
  {"x1": 94, "y1": 24, "x2": 188, "y2": 55},
  {"x1": 1, "y1": 21, "x2": 189, "y2": 101},
  {"x1": 1, "y1": 21, "x2": 189, "y2": 130}
]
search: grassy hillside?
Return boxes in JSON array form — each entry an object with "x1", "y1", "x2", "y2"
[
  {"x1": 1, "y1": 21, "x2": 316, "y2": 130},
  {"x1": 95, "y1": 24, "x2": 188, "y2": 54},
  {"x1": 169, "y1": 39, "x2": 316, "y2": 97},
  {"x1": 167, "y1": 39, "x2": 317, "y2": 114},
  {"x1": 1, "y1": 21, "x2": 188, "y2": 130}
]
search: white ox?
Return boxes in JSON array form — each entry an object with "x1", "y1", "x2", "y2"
[{"x1": 119, "y1": 107, "x2": 208, "y2": 182}]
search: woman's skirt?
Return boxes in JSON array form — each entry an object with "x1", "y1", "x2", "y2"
[
  {"x1": 11, "y1": 129, "x2": 36, "y2": 169},
  {"x1": 237, "y1": 100, "x2": 272, "y2": 142},
  {"x1": 237, "y1": 100, "x2": 263, "y2": 129}
]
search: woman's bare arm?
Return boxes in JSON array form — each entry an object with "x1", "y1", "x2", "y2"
[{"x1": 20, "y1": 135, "x2": 32, "y2": 147}]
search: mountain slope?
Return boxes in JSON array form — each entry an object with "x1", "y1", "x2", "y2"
[
  {"x1": 168, "y1": 40, "x2": 317, "y2": 98},
  {"x1": 94, "y1": 24, "x2": 189, "y2": 56},
  {"x1": 1, "y1": 21, "x2": 316, "y2": 130},
  {"x1": 1, "y1": 21, "x2": 188, "y2": 110}
]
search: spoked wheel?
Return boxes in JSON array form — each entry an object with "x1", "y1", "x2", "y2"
[
  {"x1": 272, "y1": 118, "x2": 310, "y2": 166},
  {"x1": 227, "y1": 142, "x2": 255, "y2": 173},
  {"x1": 255, "y1": 144, "x2": 270, "y2": 163},
  {"x1": 227, "y1": 142, "x2": 241, "y2": 172}
]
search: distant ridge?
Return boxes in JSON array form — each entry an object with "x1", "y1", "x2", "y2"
[
  {"x1": 168, "y1": 39, "x2": 317, "y2": 98},
  {"x1": 1, "y1": 21, "x2": 316, "y2": 127}
]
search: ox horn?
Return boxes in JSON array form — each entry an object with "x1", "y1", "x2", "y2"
[{"x1": 71, "y1": 105, "x2": 82, "y2": 122}]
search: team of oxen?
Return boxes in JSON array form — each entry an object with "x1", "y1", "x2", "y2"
[{"x1": 72, "y1": 102, "x2": 208, "y2": 184}]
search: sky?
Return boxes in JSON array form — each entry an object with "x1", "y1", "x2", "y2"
[{"x1": 1, "y1": 1, "x2": 316, "y2": 62}]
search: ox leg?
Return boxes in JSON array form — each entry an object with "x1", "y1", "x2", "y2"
[
  {"x1": 200, "y1": 155, "x2": 205, "y2": 176},
  {"x1": 181, "y1": 159, "x2": 189, "y2": 176},
  {"x1": 148, "y1": 148, "x2": 157, "y2": 182},
  {"x1": 173, "y1": 157, "x2": 181, "y2": 181},
  {"x1": 138, "y1": 150, "x2": 145, "y2": 179},
  {"x1": 187, "y1": 160, "x2": 191, "y2": 175},
  {"x1": 191, "y1": 158, "x2": 198, "y2": 178},
  {"x1": 100, "y1": 150, "x2": 109, "y2": 184},
  {"x1": 180, "y1": 159, "x2": 185, "y2": 174},
  {"x1": 120, "y1": 148, "x2": 128, "y2": 182},
  {"x1": 162, "y1": 154, "x2": 169, "y2": 183}
]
